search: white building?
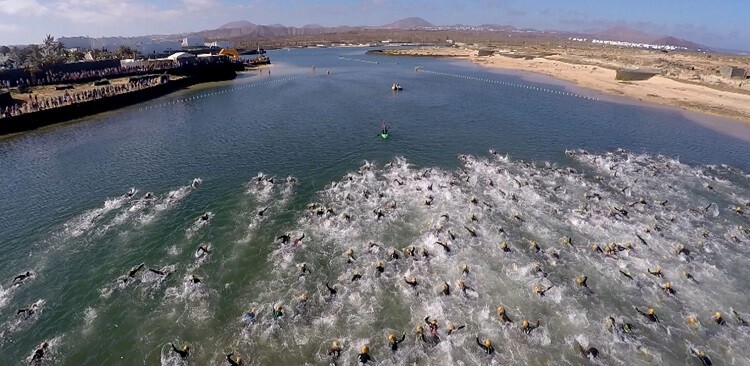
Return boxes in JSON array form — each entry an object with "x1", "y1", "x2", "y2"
[
  {"x1": 167, "y1": 52, "x2": 197, "y2": 66},
  {"x1": 204, "y1": 41, "x2": 233, "y2": 48},
  {"x1": 137, "y1": 41, "x2": 182, "y2": 55},
  {"x1": 182, "y1": 37, "x2": 204, "y2": 48}
]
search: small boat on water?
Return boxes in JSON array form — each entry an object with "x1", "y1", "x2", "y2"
[
  {"x1": 391, "y1": 83, "x2": 403, "y2": 91},
  {"x1": 380, "y1": 122, "x2": 389, "y2": 139}
]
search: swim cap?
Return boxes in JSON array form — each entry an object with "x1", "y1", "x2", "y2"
[
  {"x1": 360, "y1": 345, "x2": 369, "y2": 353},
  {"x1": 497, "y1": 306, "x2": 506, "y2": 314},
  {"x1": 522, "y1": 320, "x2": 530, "y2": 327},
  {"x1": 388, "y1": 334, "x2": 396, "y2": 341},
  {"x1": 646, "y1": 308, "x2": 655, "y2": 315},
  {"x1": 484, "y1": 339, "x2": 492, "y2": 347}
]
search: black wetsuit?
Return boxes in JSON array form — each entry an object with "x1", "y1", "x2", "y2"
[
  {"x1": 326, "y1": 283, "x2": 338, "y2": 298},
  {"x1": 30, "y1": 344, "x2": 47, "y2": 365},
  {"x1": 476, "y1": 338, "x2": 495, "y2": 355},
  {"x1": 171, "y1": 344, "x2": 189, "y2": 358},
  {"x1": 13, "y1": 271, "x2": 32, "y2": 283},
  {"x1": 389, "y1": 334, "x2": 406, "y2": 351},
  {"x1": 358, "y1": 352, "x2": 371, "y2": 364},
  {"x1": 635, "y1": 308, "x2": 659, "y2": 322}
]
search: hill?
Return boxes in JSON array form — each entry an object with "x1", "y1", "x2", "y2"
[{"x1": 383, "y1": 17, "x2": 433, "y2": 29}]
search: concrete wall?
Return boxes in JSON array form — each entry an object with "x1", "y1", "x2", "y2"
[{"x1": 719, "y1": 66, "x2": 747, "y2": 79}]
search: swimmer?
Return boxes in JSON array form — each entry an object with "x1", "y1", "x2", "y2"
[
  {"x1": 676, "y1": 244, "x2": 690, "y2": 256},
  {"x1": 328, "y1": 341, "x2": 342, "y2": 361},
  {"x1": 388, "y1": 247, "x2": 400, "y2": 260},
  {"x1": 243, "y1": 307, "x2": 257, "y2": 325},
  {"x1": 195, "y1": 245, "x2": 210, "y2": 257},
  {"x1": 575, "y1": 275, "x2": 588, "y2": 288},
  {"x1": 29, "y1": 342, "x2": 48, "y2": 365},
  {"x1": 619, "y1": 270, "x2": 633, "y2": 280},
  {"x1": 404, "y1": 277, "x2": 418, "y2": 288},
  {"x1": 170, "y1": 343, "x2": 190, "y2": 358},
  {"x1": 448, "y1": 229, "x2": 456, "y2": 241},
  {"x1": 457, "y1": 280, "x2": 475, "y2": 294},
  {"x1": 475, "y1": 337, "x2": 494, "y2": 355},
  {"x1": 712, "y1": 311, "x2": 725, "y2": 325},
  {"x1": 12, "y1": 271, "x2": 33, "y2": 284},
  {"x1": 732, "y1": 309, "x2": 749, "y2": 326},
  {"x1": 647, "y1": 267, "x2": 663, "y2": 277},
  {"x1": 690, "y1": 348, "x2": 713, "y2": 366},
  {"x1": 148, "y1": 268, "x2": 166, "y2": 276},
  {"x1": 188, "y1": 274, "x2": 201, "y2": 284},
  {"x1": 661, "y1": 282, "x2": 675, "y2": 295},
  {"x1": 298, "y1": 262, "x2": 310, "y2": 277},
  {"x1": 257, "y1": 206, "x2": 268, "y2": 217},
  {"x1": 497, "y1": 306, "x2": 513, "y2": 324},
  {"x1": 226, "y1": 352, "x2": 243, "y2": 366},
  {"x1": 272, "y1": 304, "x2": 283, "y2": 320},
  {"x1": 345, "y1": 248, "x2": 356, "y2": 263},
  {"x1": 592, "y1": 244, "x2": 603, "y2": 254},
  {"x1": 387, "y1": 333, "x2": 406, "y2": 351},
  {"x1": 373, "y1": 209, "x2": 385, "y2": 221},
  {"x1": 435, "y1": 241, "x2": 450, "y2": 252},
  {"x1": 419, "y1": 247, "x2": 429, "y2": 259},
  {"x1": 425, "y1": 316, "x2": 439, "y2": 337},
  {"x1": 464, "y1": 226, "x2": 477, "y2": 237},
  {"x1": 521, "y1": 319, "x2": 541, "y2": 334},
  {"x1": 351, "y1": 271, "x2": 362, "y2": 282},
  {"x1": 532, "y1": 283, "x2": 554, "y2": 296},
  {"x1": 447, "y1": 323, "x2": 465, "y2": 335},
  {"x1": 682, "y1": 270, "x2": 698, "y2": 283},
  {"x1": 577, "y1": 343, "x2": 599, "y2": 359},
  {"x1": 415, "y1": 325, "x2": 427, "y2": 343},
  {"x1": 635, "y1": 307, "x2": 659, "y2": 322},
  {"x1": 276, "y1": 233, "x2": 291, "y2": 244},
  {"x1": 529, "y1": 241, "x2": 540, "y2": 252},
  {"x1": 374, "y1": 260, "x2": 384, "y2": 273},
  {"x1": 358, "y1": 345, "x2": 372, "y2": 364},
  {"x1": 403, "y1": 246, "x2": 414, "y2": 257},
  {"x1": 325, "y1": 282, "x2": 338, "y2": 299},
  {"x1": 17, "y1": 303, "x2": 38, "y2": 319},
  {"x1": 200, "y1": 213, "x2": 210, "y2": 221},
  {"x1": 500, "y1": 242, "x2": 510, "y2": 252},
  {"x1": 439, "y1": 282, "x2": 450, "y2": 296},
  {"x1": 293, "y1": 233, "x2": 305, "y2": 245},
  {"x1": 460, "y1": 264, "x2": 469, "y2": 275}
]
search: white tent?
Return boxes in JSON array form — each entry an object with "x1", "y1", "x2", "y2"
[{"x1": 167, "y1": 52, "x2": 196, "y2": 61}]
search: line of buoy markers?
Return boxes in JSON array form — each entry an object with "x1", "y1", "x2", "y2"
[
  {"x1": 137, "y1": 74, "x2": 322, "y2": 111},
  {"x1": 420, "y1": 69, "x2": 599, "y2": 101},
  {"x1": 336, "y1": 55, "x2": 599, "y2": 101}
]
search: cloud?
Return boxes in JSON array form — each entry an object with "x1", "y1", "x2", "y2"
[
  {"x1": 0, "y1": 0, "x2": 48, "y2": 15},
  {"x1": 0, "y1": 23, "x2": 20, "y2": 32}
]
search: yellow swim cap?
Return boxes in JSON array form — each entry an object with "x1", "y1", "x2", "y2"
[
  {"x1": 184, "y1": 345, "x2": 190, "y2": 351},
  {"x1": 484, "y1": 339, "x2": 492, "y2": 347},
  {"x1": 522, "y1": 320, "x2": 530, "y2": 327},
  {"x1": 714, "y1": 311, "x2": 722, "y2": 319},
  {"x1": 646, "y1": 308, "x2": 655, "y2": 315},
  {"x1": 388, "y1": 334, "x2": 396, "y2": 341},
  {"x1": 430, "y1": 318, "x2": 437, "y2": 325},
  {"x1": 361, "y1": 345, "x2": 369, "y2": 354},
  {"x1": 497, "y1": 306, "x2": 506, "y2": 314},
  {"x1": 416, "y1": 325, "x2": 423, "y2": 332},
  {"x1": 332, "y1": 340, "x2": 340, "y2": 348}
]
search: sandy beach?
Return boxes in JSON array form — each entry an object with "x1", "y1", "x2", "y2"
[{"x1": 380, "y1": 47, "x2": 750, "y2": 124}]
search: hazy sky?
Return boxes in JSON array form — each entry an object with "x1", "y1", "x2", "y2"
[{"x1": 0, "y1": 0, "x2": 748, "y2": 50}]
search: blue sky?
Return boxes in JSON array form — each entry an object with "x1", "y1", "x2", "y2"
[{"x1": 0, "y1": 0, "x2": 748, "y2": 50}]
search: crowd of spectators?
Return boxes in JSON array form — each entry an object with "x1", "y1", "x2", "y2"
[
  {"x1": 0, "y1": 61, "x2": 174, "y2": 88},
  {"x1": 1, "y1": 76, "x2": 167, "y2": 119}
]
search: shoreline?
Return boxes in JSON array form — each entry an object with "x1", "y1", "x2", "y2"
[
  {"x1": 0, "y1": 65, "x2": 241, "y2": 137},
  {"x1": 375, "y1": 48, "x2": 750, "y2": 126}
]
